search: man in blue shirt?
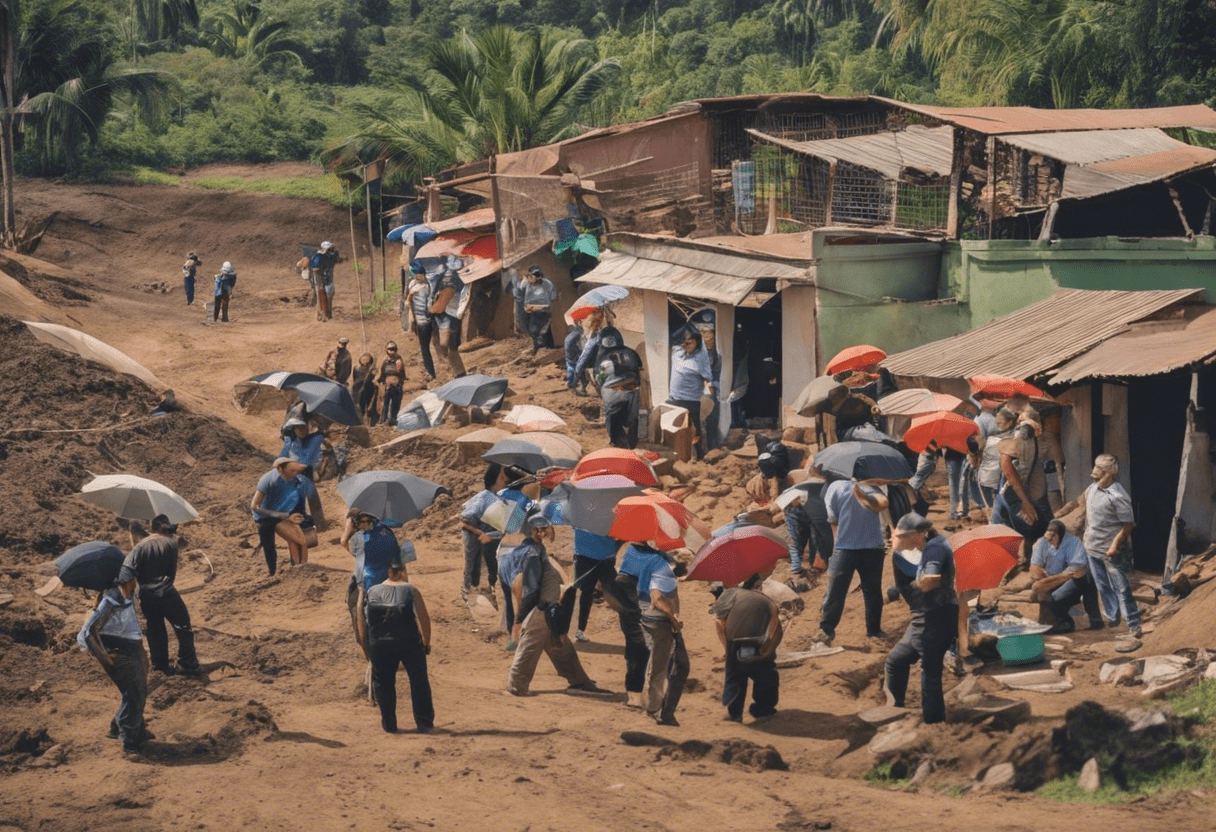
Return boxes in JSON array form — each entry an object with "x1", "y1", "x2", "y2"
[
  {"x1": 78, "y1": 573, "x2": 152, "y2": 752},
  {"x1": 623, "y1": 543, "x2": 688, "y2": 726},
  {"x1": 520, "y1": 266, "x2": 558, "y2": 354},
  {"x1": 571, "y1": 529, "x2": 620, "y2": 643},
  {"x1": 251, "y1": 458, "x2": 324, "y2": 576},
  {"x1": 817, "y1": 476, "x2": 889, "y2": 645},
  {"x1": 1030, "y1": 519, "x2": 1103, "y2": 633},
  {"x1": 459, "y1": 463, "x2": 509, "y2": 601}
]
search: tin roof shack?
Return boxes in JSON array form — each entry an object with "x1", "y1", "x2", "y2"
[
  {"x1": 884, "y1": 288, "x2": 1216, "y2": 572},
  {"x1": 575, "y1": 232, "x2": 814, "y2": 432}
]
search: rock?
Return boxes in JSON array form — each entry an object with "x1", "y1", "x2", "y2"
[
  {"x1": 1205, "y1": 664, "x2": 1216, "y2": 681},
  {"x1": 1112, "y1": 664, "x2": 1141, "y2": 686},
  {"x1": 701, "y1": 448, "x2": 728, "y2": 465},
  {"x1": 1143, "y1": 669, "x2": 1200, "y2": 699},
  {"x1": 947, "y1": 674, "x2": 982, "y2": 703},
  {"x1": 1078, "y1": 758, "x2": 1101, "y2": 792},
  {"x1": 868, "y1": 721, "x2": 921, "y2": 756},
  {"x1": 910, "y1": 759, "x2": 934, "y2": 785},
  {"x1": 671, "y1": 461, "x2": 695, "y2": 482},
  {"x1": 978, "y1": 763, "x2": 1015, "y2": 790},
  {"x1": 1140, "y1": 655, "x2": 1193, "y2": 685},
  {"x1": 992, "y1": 667, "x2": 1073, "y2": 694},
  {"x1": 775, "y1": 646, "x2": 844, "y2": 667},
  {"x1": 1125, "y1": 708, "x2": 1169, "y2": 733},
  {"x1": 951, "y1": 696, "x2": 1031, "y2": 729},
  {"x1": 701, "y1": 483, "x2": 733, "y2": 497},
  {"x1": 858, "y1": 705, "x2": 909, "y2": 726},
  {"x1": 1100, "y1": 659, "x2": 1141, "y2": 684},
  {"x1": 762, "y1": 579, "x2": 804, "y2": 614}
]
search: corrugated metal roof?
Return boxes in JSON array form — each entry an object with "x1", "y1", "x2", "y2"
[
  {"x1": 1061, "y1": 145, "x2": 1216, "y2": 198},
  {"x1": 1049, "y1": 306, "x2": 1216, "y2": 383},
  {"x1": 427, "y1": 207, "x2": 496, "y2": 234},
  {"x1": 748, "y1": 125, "x2": 953, "y2": 178},
  {"x1": 882, "y1": 288, "x2": 1205, "y2": 381},
  {"x1": 576, "y1": 250, "x2": 758, "y2": 305},
  {"x1": 1000, "y1": 128, "x2": 1185, "y2": 165},
  {"x1": 874, "y1": 98, "x2": 1216, "y2": 135},
  {"x1": 614, "y1": 233, "x2": 813, "y2": 278}
]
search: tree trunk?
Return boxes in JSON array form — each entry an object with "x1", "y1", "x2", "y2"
[{"x1": 0, "y1": 0, "x2": 18, "y2": 248}]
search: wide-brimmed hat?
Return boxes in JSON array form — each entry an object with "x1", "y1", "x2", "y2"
[
  {"x1": 221, "y1": 261, "x2": 234, "y2": 273},
  {"x1": 338, "y1": 337, "x2": 349, "y2": 345}
]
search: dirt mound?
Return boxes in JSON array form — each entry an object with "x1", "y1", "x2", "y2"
[{"x1": 1143, "y1": 579, "x2": 1216, "y2": 655}]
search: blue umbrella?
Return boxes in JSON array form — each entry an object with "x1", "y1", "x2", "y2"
[
  {"x1": 386, "y1": 223, "x2": 418, "y2": 243},
  {"x1": 337, "y1": 470, "x2": 450, "y2": 527},
  {"x1": 434, "y1": 374, "x2": 509, "y2": 410},
  {"x1": 814, "y1": 441, "x2": 913, "y2": 481},
  {"x1": 55, "y1": 542, "x2": 126, "y2": 591},
  {"x1": 401, "y1": 225, "x2": 437, "y2": 247}
]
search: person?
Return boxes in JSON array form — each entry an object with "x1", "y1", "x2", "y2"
[
  {"x1": 404, "y1": 263, "x2": 437, "y2": 381},
  {"x1": 571, "y1": 529, "x2": 620, "y2": 643},
  {"x1": 519, "y1": 266, "x2": 558, "y2": 354},
  {"x1": 667, "y1": 328, "x2": 716, "y2": 459},
  {"x1": 378, "y1": 342, "x2": 406, "y2": 426},
  {"x1": 816, "y1": 474, "x2": 889, "y2": 645},
  {"x1": 314, "y1": 241, "x2": 338, "y2": 321},
  {"x1": 975, "y1": 407, "x2": 1017, "y2": 511},
  {"x1": 352, "y1": 512, "x2": 408, "y2": 593},
  {"x1": 181, "y1": 252, "x2": 200, "y2": 306},
  {"x1": 279, "y1": 416, "x2": 325, "y2": 481},
  {"x1": 119, "y1": 514, "x2": 199, "y2": 676},
  {"x1": 1079, "y1": 454, "x2": 1141, "y2": 638},
  {"x1": 322, "y1": 337, "x2": 353, "y2": 385},
  {"x1": 609, "y1": 543, "x2": 652, "y2": 708},
  {"x1": 785, "y1": 474, "x2": 833, "y2": 584},
  {"x1": 431, "y1": 269, "x2": 468, "y2": 377},
  {"x1": 364, "y1": 556, "x2": 433, "y2": 733},
  {"x1": 621, "y1": 541, "x2": 688, "y2": 726},
  {"x1": 351, "y1": 352, "x2": 379, "y2": 426},
  {"x1": 459, "y1": 463, "x2": 508, "y2": 601},
  {"x1": 991, "y1": 412, "x2": 1052, "y2": 554},
  {"x1": 498, "y1": 537, "x2": 529, "y2": 650},
  {"x1": 885, "y1": 513, "x2": 957, "y2": 724},
  {"x1": 565, "y1": 308, "x2": 600, "y2": 393},
  {"x1": 77, "y1": 573, "x2": 152, "y2": 752},
  {"x1": 1030, "y1": 519, "x2": 1103, "y2": 633},
  {"x1": 711, "y1": 573, "x2": 782, "y2": 722},
  {"x1": 507, "y1": 514, "x2": 606, "y2": 697},
  {"x1": 593, "y1": 329, "x2": 643, "y2": 450},
  {"x1": 699, "y1": 324, "x2": 723, "y2": 451},
  {"x1": 250, "y1": 458, "x2": 324, "y2": 576},
  {"x1": 212, "y1": 261, "x2": 236, "y2": 323}
]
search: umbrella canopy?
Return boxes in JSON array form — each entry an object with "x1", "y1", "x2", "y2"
[
  {"x1": 336, "y1": 470, "x2": 450, "y2": 527},
  {"x1": 571, "y1": 448, "x2": 659, "y2": 486},
  {"x1": 949, "y1": 525, "x2": 1023, "y2": 592},
  {"x1": 401, "y1": 225, "x2": 437, "y2": 247},
  {"x1": 826, "y1": 344, "x2": 887, "y2": 375},
  {"x1": 549, "y1": 474, "x2": 645, "y2": 536},
  {"x1": 292, "y1": 379, "x2": 361, "y2": 425},
  {"x1": 250, "y1": 370, "x2": 331, "y2": 390},
  {"x1": 902, "y1": 411, "x2": 980, "y2": 454},
  {"x1": 482, "y1": 439, "x2": 555, "y2": 474},
  {"x1": 968, "y1": 375, "x2": 1048, "y2": 400},
  {"x1": 609, "y1": 492, "x2": 708, "y2": 550},
  {"x1": 80, "y1": 474, "x2": 199, "y2": 524},
  {"x1": 55, "y1": 541, "x2": 126, "y2": 591},
  {"x1": 503, "y1": 404, "x2": 566, "y2": 432},
  {"x1": 686, "y1": 526, "x2": 787, "y2": 587},
  {"x1": 567, "y1": 285, "x2": 629, "y2": 323},
  {"x1": 814, "y1": 441, "x2": 913, "y2": 482},
  {"x1": 514, "y1": 431, "x2": 582, "y2": 468},
  {"x1": 434, "y1": 374, "x2": 509, "y2": 410},
  {"x1": 792, "y1": 376, "x2": 848, "y2": 417},
  {"x1": 877, "y1": 388, "x2": 965, "y2": 417}
]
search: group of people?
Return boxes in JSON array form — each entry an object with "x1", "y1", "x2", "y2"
[{"x1": 180, "y1": 240, "x2": 340, "y2": 325}]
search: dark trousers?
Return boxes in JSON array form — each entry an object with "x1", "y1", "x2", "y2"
[
  {"x1": 100, "y1": 636, "x2": 148, "y2": 749},
  {"x1": 212, "y1": 293, "x2": 230, "y2": 322},
  {"x1": 641, "y1": 617, "x2": 689, "y2": 720},
  {"x1": 184, "y1": 276, "x2": 195, "y2": 305},
  {"x1": 1048, "y1": 574, "x2": 1104, "y2": 626},
  {"x1": 256, "y1": 517, "x2": 281, "y2": 575},
  {"x1": 819, "y1": 547, "x2": 885, "y2": 638},
  {"x1": 500, "y1": 575, "x2": 516, "y2": 632},
  {"x1": 415, "y1": 320, "x2": 437, "y2": 379},
  {"x1": 612, "y1": 574, "x2": 651, "y2": 693},
  {"x1": 462, "y1": 531, "x2": 498, "y2": 589},
  {"x1": 525, "y1": 310, "x2": 552, "y2": 351},
  {"x1": 355, "y1": 382, "x2": 379, "y2": 426},
  {"x1": 573, "y1": 556, "x2": 618, "y2": 632},
  {"x1": 668, "y1": 398, "x2": 704, "y2": 457},
  {"x1": 604, "y1": 387, "x2": 640, "y2": 449},
  {"x1": 723, "y1": 653, "x2": 779, "y2": 720},
  {"x1": 785, "y1": 509, "x2": 831, "y2": 572},
  {"x1": 382, "y1": 383, "x2": 403, "y2": 426},
  {"x1": 139, "y1": 587, "x2": 198, "y2": 672},
  {"x1": 369, "y1": 637, "x2": 434, "y2": 732}
]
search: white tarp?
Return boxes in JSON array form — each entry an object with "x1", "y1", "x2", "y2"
[{"x1": 25, "y1": 321, "x2": 166, "y2": 391}]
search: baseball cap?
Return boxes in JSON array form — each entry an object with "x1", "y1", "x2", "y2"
[
  {"x1": 222, "y1": 261, "x2": 234, "y2": 273},
  {"x1": 283, "y1": 416, "x2": 306, "y2": 429},
  {"x1": 320, "y1": 241, "x2": 333, "y2": 251},
  {"x1": 410, "y1": 261, "x2": 425, "y2": 273},
  {"x1": 338, "y1": 337, "x2": 349, "y2": 345},
  {"x1": 273, "y1": 456, "x2": 295, "y2": 469},
  {"x1": 893, "y1": 512, "x2": 932, "y2": 536}
]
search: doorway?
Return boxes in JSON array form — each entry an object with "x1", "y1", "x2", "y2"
[
  {"x1": 1126, "y1": 373, "x2": 1190, "y2": 572},
  {"x1": 731, "y1": 299, "x2": 783, "y2": 429}
]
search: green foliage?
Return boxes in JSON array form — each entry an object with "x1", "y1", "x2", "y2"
[
  {"x1": 189, "y1": 171, "x2": 356, "y2": 206},
  {"x1": 202, "y1": 0, "x2": 304, "y2": 70},
  {"x1": 1170, "y1": 679, "x2": 1216, "y2": 724},
  {"x1": 863, "y1": 762, "x2": 907, "y2": 784},
  {"x1": 361, "y1": 289, "x2": 397, "y2": 314},
  {"x1": 1037, "y1": 740, "x2": 1216, "y2": 804}
]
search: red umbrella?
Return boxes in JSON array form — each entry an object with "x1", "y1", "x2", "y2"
[
  {"x1": 572, "y1": 448, "x2": 659, "y2": 487},
  {"x1": 903, "y1": 411, "x2": 979, "y2": 454},
  {"x1": 609, "y1": 492, "x2": 708, "y2": 550},
  {"x1": 826, "y1": 344, "x2": 887, "y2": 375},
  {"x1": 948, "y1": 524, "x2": 1023, "y2": 592},
  {"x1": 686, "y1": 526, "x2": 788, "y2": 587},
  {"x1": 968, "y1": 375, "x2": 1048, "y2": 400}
]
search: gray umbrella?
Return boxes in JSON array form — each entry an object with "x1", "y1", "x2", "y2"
[
  {"x1": 55, "y1": 541, "x2": 126, "y2": 591},
  {"x1": 482, "y1": 439, "x2": 555, "y2": 474},
  {"x1": 292, "y1": 379, "x2": 361, "y2": 426},
  {"x1": 814, "y1": 441, "x2": 913, "y2": 481},
  {"x1": 550, "y1": 474, "x2": 644, "y2": 536},
  {"x1": 793, "y1": 375, "x2": 848, "y2": 416},
  {"x1": 434, "y1": 374, "x2": 509, "y2": 410},
  {"x1": 336, "y1": 470, "x2": 450, "y2": 527}
]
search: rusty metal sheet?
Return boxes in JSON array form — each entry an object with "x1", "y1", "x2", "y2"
[
  {"x1": 576, "y1": 250, "x2": 758, "y2": 306},
  {"x1": 427, "y1": 207, "x2": 496, "y2": 234},
  {"x1": 1060, "y1": 145, "x2": 1216, "y2": 198},
  {"x1": 749, "y1": 125, "x2": 954, "y2": 179},
  {"x1": 882, "y1": 288, "x2": 1205, "y2": 382},
  {"x1": 1000, "y1": 128, "x2": 1184, "y2": 165},
  {"x1": 1049, "y1": 306, "x2": 1216, "y2": 383},
  {"x1": 874, "y1": 98, "x2": 1216, "y2": 135},
  {"x1": 614, "y1": 233, "x2": 813, "y2": 278}
]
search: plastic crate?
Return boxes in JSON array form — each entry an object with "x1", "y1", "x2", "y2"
[{"x1": 997, "y1": 633, "x2": 1045, "y2": 666}]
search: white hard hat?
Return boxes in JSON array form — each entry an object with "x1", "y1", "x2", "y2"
[
  {"x1": 222, "y1": 261, "x2": 234, "y2": 273},
  {"x1": 320, "y1": 241, "x2": 333, "y2": 251}
]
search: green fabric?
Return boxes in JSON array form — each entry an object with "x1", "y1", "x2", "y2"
[{"x1": 554, "y1": 233, "x2": 600, "y2": 263}]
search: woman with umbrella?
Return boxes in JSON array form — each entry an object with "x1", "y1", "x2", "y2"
[
  {"x1": 77, "y1": 572, "x2": 152, "y2": 752},
  {"x1": 667, "y1": 328, "x2": 716, "y2": 460}
]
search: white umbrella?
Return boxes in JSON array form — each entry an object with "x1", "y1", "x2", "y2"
[
  {"x1": 514, "y1": 431, "x2": 582, "y2": 467},
  {"x1": 503, "y1": 404, "x2": 566, "y2": 432},
  {"x1": 80, "y1": 474, "x2": 199, "y2": 524}
]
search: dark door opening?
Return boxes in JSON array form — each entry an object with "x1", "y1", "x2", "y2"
[
  {"x1": 731, "y1": 298, "x2": 782, "y2": 430},
  {"x1": 1126, "y1": 374, "x2": 1190, "y2": 572}
]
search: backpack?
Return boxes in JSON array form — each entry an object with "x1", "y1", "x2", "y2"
[
  {"x1": 364, "y1": 586, "x2": 415, "y2": 642},
  {"x1": 310, "y1": 252, "x2": 324, "y2": 270}
]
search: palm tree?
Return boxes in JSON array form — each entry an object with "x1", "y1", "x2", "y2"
[
  {"x1": 332, "y1": 26, "x2": 621, "y2": 184},
  {"x1": 202, "y1": 0, "x2": 302, "y2": 70}
]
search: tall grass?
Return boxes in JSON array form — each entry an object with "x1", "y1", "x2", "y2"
[{"x1": 190, "y1": 174, "x2": 356, "y2": 208}]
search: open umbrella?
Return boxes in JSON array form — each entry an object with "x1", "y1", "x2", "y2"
[
  {"x1": 250, "y1": 370, "x2": 331, "y2": 389},
  {"x1": 877, "y1": 388, "x2": 965, "y2": 417},
  {"x1": 968, "y1": 375, "x2": 1048, "y2": 400},
  {"x1": 813, "y1": 441, "x2": 913, "y2": 482},
  {"x1": 54, "y1": 541, "x2": 126, "y2": 591},
  {"x1": 792, "y1": 376, "x2": 848, "y2": 417},
  {"x1": 434, "y1": 374, "x2": 509, "y2": 410},
  {"x1": 336, "y1": 470, "x2": 450, "y2": 527},
  {"x1": 514, "y1": 432, "x2": 582, "y2": 468},
  {"x1": 482, "y1": 438, "x2": 556, "y2": 474},
  {"x1": 826, "y1": 344, "x2": 887, "y2": 375},
  {"x1": 571, "y1": 448, "x2": 659, "y2": 486},
  {"x1": 949, "y1": 524, "x2": 1023, "y2": 592},
  {"x1": 609, "y1": 492, "x2": 708, "y2": 551},
  {"x1": 902, "y1": 411, "x2": 979, "y2": 454},
  {"x1": 291, "y1": 379, "x2": 361, "y2": 425},
  {"x1": 686, "y1": 526, "x2": 787, "y2": 587},
  {"x1": 548, "y1": 474, "x2": 644, "y2": 536},
  {"x1": 400, "y1": 225, "x2": 437, "y2": 247},
  {"x1": 566, "y1": 285, "x2": 629, "y2": 323},
  {"x1": 80, "y1": 474, "x2": 199, "y2": 524},
  {"x1": 503, "y1": 405, "x2": 566, "y2": 432}
]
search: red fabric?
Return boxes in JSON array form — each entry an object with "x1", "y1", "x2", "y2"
[
  {"x1": 825, "y1": 345, "x2": 887, "y2": 375},
  {"x1": 948, "y1": 524, "x2": 1023, "y2": 592},
  {"x1": 572, "y1": 448, "x2": 658, "y2": 486},
  {"x1": 903, "y1": 411, "x2": 980, "y2": 454},
  {"x1": 686, "y1": 526, "x2": 787, "y2": 587},
  {"x1": 967, "y1": 375, "x2": 1048, "y2": 400}
]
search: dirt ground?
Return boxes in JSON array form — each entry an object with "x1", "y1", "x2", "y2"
[{"x1": 1, "y1": 173, "x2": 1213, "y2": 831}]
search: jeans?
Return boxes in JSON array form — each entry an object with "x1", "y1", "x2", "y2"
[
  {"x1": 212, "y1": 292, "x2": 230, "y2": 322},
  {"x1": 723, "y1": 653, "x2": 779, "y2": 720},
  {"x1": 564, "y1": 328, "x2": 584, "y2": 387},
  {"x1": 500, "y1": 575, "x2": 516, "y2": 632},
  {"x1": 603, "y1": 386, "x2": 639, "y2": 450},
  {"x1": 908, "y1": 450, "x2": 937, "y2": 491},
  {"x1": 369, "y1": 636, "x2": 433, "y2": 732},
  {"x1": 99, "y1": 636, "x2": 149, "y2": 749},
  {"x1": 667, "y1": 398, "x2": 704, "y2": 457},
  {"x1": 991, "y1": 491, "x2": 1051, "y2": 543},
  {"x1": 508, "y1": 607, "x2": 594, "y2": 695},
  {"x1": 414, "y1": 319, "x2": 437, "y2": 379},
  {"x1": 785, "y1": 506, "x2": 812, "y2": 572},
  {"x1": 381, "y1": 383, "x2": 403, "y2": 426},
  {"x1": 183, "y1": 276, "x2": 194, "y2": 305},
  {"x1": 612, "y1": 574, "x2": 651, "y2": 693},
  {"x1": 1087, "y1": 553, "x2": 1142, "y2": 630},
  {"x1": 525, "y1": 310, "x2": 552, "y2": 351},
  {"x1": 138, "y1": 587, "x2": 198, "y2": 672},
  {"x1": 819, "y1": 548, "x2": 885, "y2": 638},
  {"x1": 640, "y1": 616, "x2": 689, "y2": 720},
  {"x1": 1046, "y1": 574, "x2": 1104, "y2": 626},
  {"x1": 462, "y1": 530, "x2": 498, "y2": 589},
  {"x1": 573, "y1": 555, "x2": 618, "y2": 632},
  {"x1": 946, "y1": 456, "x2": 980, "y2": 515},
  {"x1": 885, "y1": 605, "x2": 955, "y2": 724}
]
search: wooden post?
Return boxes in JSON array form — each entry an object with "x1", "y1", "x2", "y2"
[
  {"x1": 986, "y1": 136, "x2": 997, "y2": 239},
  {"x1": 824, "y1": 162, "x2": 836, "y2": 226},
  {"x1": 364, "y1": 168, "x2": 377, "y2": 296},
  {"x1": 946, "y1": 130, "x2": 961, "y2": 239}
]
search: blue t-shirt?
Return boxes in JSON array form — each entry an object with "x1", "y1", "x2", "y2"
[
  {"x1": 668, "y1": 347, "x2": 714, "y2": 402},
  {"x1": 1030, "y1": 532, "x2": 1087, "y2": 576},
  {"x1": 253, "y1": 469, "x2": 317, "y2": 520},
  {"x1": 461, "y1": 489, "x2": 501, "y2": 536},
  {"x1": 498, "y1": 539, "x2": 537, "y2": 590},
  {"x1": 917, "y1": 534, "x2": 957, "y2": 609},
  {"x1": 619, "y1": 544, "x2": 675, "y2": 611},
  {"x1": 824, "y1": 480, "x2": 885, "y2": 550},
  {"x1": 280, "y1": 432, "x2": 325, "y2": 468},
  {"x1": 356, "y1": 523, "x2": 402, "y2": 593},
  {"x1": 574, "y1": 530, "x2": 617, "y2": 562}
]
